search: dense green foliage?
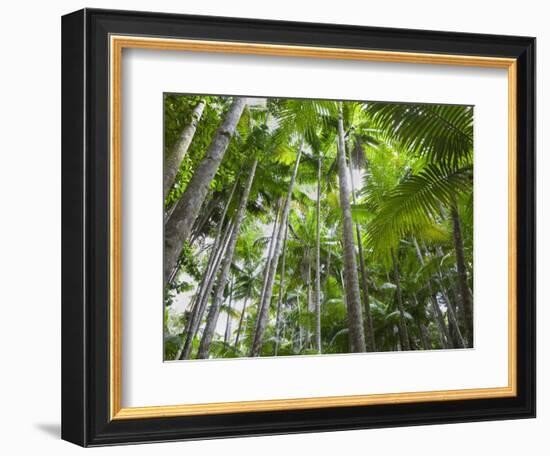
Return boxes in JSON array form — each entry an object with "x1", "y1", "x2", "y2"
[{"x1": 163, "y1": 95, "x2": 474, "y2": 360}]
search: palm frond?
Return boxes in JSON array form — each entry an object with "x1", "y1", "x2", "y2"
[
  {"x1": 366, "y1": 164, "x2": 472, "y2": 252},
  {"x1": 363, "y1": 102, "x2": 473, "y2": 167}
]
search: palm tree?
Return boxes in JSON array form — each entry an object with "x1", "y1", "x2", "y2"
[
  {"x1": 164, "y1": 97, "x2": 247, "y2": 282},
  {"x1": 314, "y1": 155, "x2": 322, "y2": 352},
  {"x1": 336, "y1": 102, "x2": 365, "y2": 352},
  {"x1": 197, "y1": 158, "x2": 259, "y2": 358},
  {"x1": 164, "y1": 98, "x2": 206, "y2": 196},
  {"x1": 250, "y1": 138, "x2": 304, "y2": 356},
  {"x1": 363, "y1": 101, "x2": 473, "y2": 345},
  {"x1": 450, "y1": 202, "x2": 473, "y2": 346}
]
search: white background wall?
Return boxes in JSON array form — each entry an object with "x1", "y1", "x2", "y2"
[{"x1": 0, "y1": 0, "x2": 545, "y2": 453}]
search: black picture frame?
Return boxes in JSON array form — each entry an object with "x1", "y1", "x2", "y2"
[{"x1": 62, "y1": 8, "x2": 536, "y2": 447}]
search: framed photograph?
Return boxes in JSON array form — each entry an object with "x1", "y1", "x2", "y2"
[{"x1": 61, "y1": 8, "x2": 535, "y2": 446}]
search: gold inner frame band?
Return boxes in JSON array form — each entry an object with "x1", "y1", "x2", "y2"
[{"x1": 109, "y1": 35, "x2": 518, "y2": 420}]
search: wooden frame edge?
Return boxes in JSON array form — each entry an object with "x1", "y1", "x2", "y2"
[
  {"x1": 113, "y1": 386, "x2": 515, "y2": 419},
  {"x1": 109, "y1": 35, "x2": 518, "y2": 421}
]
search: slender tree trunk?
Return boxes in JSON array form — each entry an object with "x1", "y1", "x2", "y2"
[
  {"x1": 411, "y1": 237, "x2": 452, "y2": 349},
  {"x1": 439, "y1": 289, "x2": 467, "y2": 348},
  {"x1": 306, "y1": 254, "x2": 312, "y2": 312},
  {"x1": 234, "y1": 296, "x2": 249, "y2": 348},
  {"x1": 164, "y1": 99, "x2": 206, "y2": 196},
  {"x1": 172, "y1": 178, "x2": 238, "y2": 290},
  {"x1": 391, "y1": 249, "x2": 410, "y2": 351},
  {"x1": 178, "y1": 219, "x2": 234, "y2": 359},
  {"x1": 197, "y1": 159, "x2": 258, "y2": 358},
  {"x1": 275, "y1": 222, "x2": 289, "y2": 356},
  {"x1": 165, "y1": 97, "x2": 247, "y2": 282},
  {"x1": 224, "y1": 280, "x2": 234, "y2": 344},
  {"x1": 324, "y1": 250, "x2": 332, "y2": 290},
  {"x1": 297, "y1": 294, "x2": 303, "y2": 352},
  {"x1": 336, "y1": 103, "x2": 366, "y2": 353},
  {"x1": 447, "y1": 277, "x2": 465, "y2": 332},
  {"x1": 188, "y1": 195, "x2": 218, "y2": 245},
  {"x1": 413, "y1": 293, "x2": 431, "y2": 351},
  {"x1": 314, "y1": 156, "x2": 322, "y2": 353},
  {"x1": 430, "y1": 293, "x2": 452, "y2": 349},
  {"x1": 254, "y1": 198, "x2": 281, "y2": 335},
  {"x1": 305, "y1": 254, "x2": 312, "y2": 348},
  {"x1": 347, "y1": 144, "x2": 376, "y2": 352},
  {"x1": 450, "y1": 203, "x2": 474, "y2": 347},
  {"x1": 339, "y1": 268, "x2": 347, "y2": 313},
  {"x1": 177, "y1": 181, "x2": 239, "y2": 358},
  {"x1": 250, "y1": 140, "x2": 304, "y2": 356}
]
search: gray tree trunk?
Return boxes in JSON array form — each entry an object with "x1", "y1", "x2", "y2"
[
  {"x1": 197, "y1": 159, "x2": 258, "y2": 358},
  {"x1": 412, "y1": 237, "x2": 452, "y2": 349},
  {"x1": 164, "y1": 97, "x2": 247, "y2": 282},
  {"x1": 250, "y1": 140, "x2": 304, "y2": 356},
  {"x1": 336, "y1": 104, "x2": 366, "y2": 353},
  {"x1": 431, "y1": 293, "x2": 452, "y2": 349},
  {"x1": 305, "y1": 254, "x2": 312, "y2": 348},
  {"x1": 224, "y1": 280, "x2": 234, "y2": 344},
  {"x1": 178, "y1": 219, "x2": 234, "y2": 359},
  {"x1": 164, "y1": 99, "x2": 206, "y2": 197},
  {"x1": 439, "y1": 288, "x2": 467, "y2": 348},
  {"x1": 391, "y1": 249, "x2": 411, "y2": 351},
  {"x1": 314, "y1": 156, "x2": 322, "y2": 353},
  {"x1": 254, "y1": 198, "x2": 281, "y2": 335},
  {"x1": 306, "y1": 253, "x2": 312, "y2": 311},
  {"x1": 450, "y1": 203, "x2": 474, "y2": 347},
  {"x1": 347, "y1": 143, "x2": 376, "y2": 352},
  {"x1": 234, "y1": 296, "x2": 249, "y2": 348},
  {"x1": 177, "y1": 180, "x2": 239, "y2": 359},
  {"x1": 274, "y1": 221, "x2": 289, "y2": 356}
]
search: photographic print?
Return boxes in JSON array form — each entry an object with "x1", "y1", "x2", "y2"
[
  {"x1": 163, "y1": 95, "x2": 474, "y2": 361},
  {"x1": 62, "y1": 11, "x2": 535, "y2": 445}
]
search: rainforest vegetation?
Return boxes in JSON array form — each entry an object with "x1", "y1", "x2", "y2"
[{"x1": 163, "y1": 94, "x2": 474, "y2": 360}]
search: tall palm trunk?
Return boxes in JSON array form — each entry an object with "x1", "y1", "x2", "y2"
[
  {"x1": 391, "y1": 249, "x2": 410, "y2": 351},
  {"x1": 178, "y1": 219, "x2": 233, "y2": 359},
  {"x1": 430, "y1": 293, "x2": 452, "y2": 348},
  {"x1": 254, "y1": 198, "x2": 281, "y2": 334},
  {"x1": 165, "y1": 97, "x2": 247, "y2": 282},
  {"x1": 197, "y1": 159, "x2": 258, "y2": 358},
  {"x1": 336, "y1": 104, "x2": 366, "y2": 353},
  {"x1": 314, "y1": 156, "x2": 322, "y2": 353},
  {"x1": 234, "y1": 296, "x2": 249, "y2": 348},
  {"x1": 224, "y1": 280, "x2": 234, "y2": 344},
  {"x1": 188, "y1": 194, "x2": 218, "y2": 244},
  {"x1": 275, "y1": 222, "x2": 289, "y2": 356},
  {"x1": 347, "y1": 142, "x2": 376, "y2": 352},
  {"x1": 411, "y1": 237, "x2": 453, "y2": 349},
  {"x1": 177, "y1": 180, "x2": 239, "y2": 359},
  {"x1": 164, "y1": 99, "x2": 206, "y2": 197},
  {"x1": 250, "y1": 140, "x2": 304, "y2": 357},
  {"x1": 439, "y1": 288, "x2": 467, "y2": 348},
  {"x1": 450, "y1": 203, "x2": 473, "y2": 347},
  {"x1": 305, "y1": 254, "x2": 312, "y2": 348},
  {"x1": 306, "y1": 253, "x2": 312, "y2": 311},
  {"x1": 324, "y1": 249, "x2": 332, "y2": 290},
  {"x1": 297, "y1": 293, "x2": 303, "y2": 352}
]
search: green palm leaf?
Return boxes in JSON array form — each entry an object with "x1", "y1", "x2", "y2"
[
  {"x1": 363, "y1": 102, "x2": 473, "y2": 167},
  {"x1": 367, "y1": 164, "x2": 472, "y2": 252}
]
